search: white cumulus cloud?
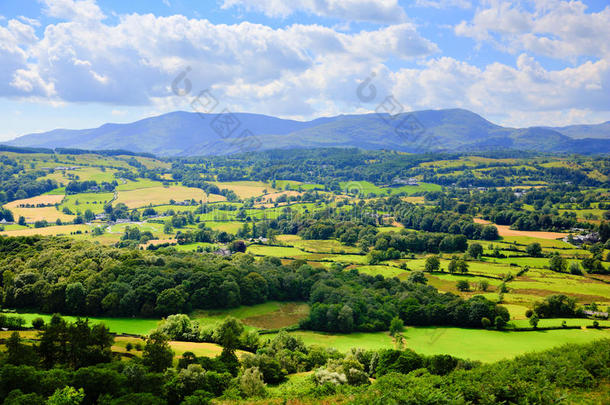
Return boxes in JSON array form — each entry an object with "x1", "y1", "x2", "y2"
[
  {"x1": 221, "y1": 0, "x2": 407, "y2": 23},
  {"x1": 455, "y1": 0, "x2": 610, "y2": 60}
]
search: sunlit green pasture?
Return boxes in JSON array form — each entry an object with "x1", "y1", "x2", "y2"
[{"x1": 281, "y1": 327, "x2": 610, "y2": 362}]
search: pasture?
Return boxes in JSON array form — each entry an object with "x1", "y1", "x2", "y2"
[
  {"x1": 60, "y1": 192, "x2": 114, "y2": 214},
  {"x1": 13, "y1": 312, "x2": 160, "y2": 335},
  {"x1": 192, "y1": 301, "x2": 309, "y2": 330},
  {"x1": 339, "y1": 181, "x2": 441, "y2": 196},
  {"x1": 282, "y1": 327, "x2": 610, "y2": 362}
]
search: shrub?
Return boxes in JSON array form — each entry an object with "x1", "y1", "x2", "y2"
[
  {"x1": 314, "y1": 369, "x2": 347, "y2": 386},
  {"x1": 239, "y1": 367, "x2": 266, "y2": 398},
  {"x1": 495, "y1": 316, "x2": 507, "y2": 330},
  {"x1": 376, "y1": 349, "x2": 423, "y2": 377},
  {"x1": 456, "y1": 280, "x2": 470, "y2": 291},
  {"x1": 31, "y1": 317, "x2": 45, "y2": 330}
]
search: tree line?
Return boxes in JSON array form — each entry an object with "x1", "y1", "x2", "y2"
[{"x1": 0, "y1": 236, "x2": 501, "y2": 333}]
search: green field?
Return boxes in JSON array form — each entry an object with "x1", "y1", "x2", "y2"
[
  {"x1": 282, "y1": 327, "x2": 610, "y2": 362},
  {"x1": 354, "y1": 265, "x2": 408, "y2": 278},
  {"x1": 60, "y1": 192, "x2": 115, "y2": 214},
  {"x1": 192, "y1": 301, "x2": 309, "y2": 330},
  {"x1": 339, "y1": 181, "x2": 441, "y2": 196},
  {"x1": 12, "y1": 312, "x2": 160, "y2": 335},
  {"x1": 203, "y1": 221, "x2": 243, "y2": 233},
  {"x1": 275, "y1": 180, "x2": 324, "y2": 190}
]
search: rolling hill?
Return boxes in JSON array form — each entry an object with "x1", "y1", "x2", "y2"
[{"x1": 6, "y1": 109, "x2": 610, "y2": 156}]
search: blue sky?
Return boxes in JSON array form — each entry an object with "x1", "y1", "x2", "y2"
[{"x1": 1, "y1": 0, "x2": 609, "y2": 140}]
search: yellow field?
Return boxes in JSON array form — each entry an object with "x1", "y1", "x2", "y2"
[
  {"x1": 206, "y1": 193, "x2": 227, "y2": 203},
  {"x1": 473, "y1": 218, "x2": 566, "y2": 240},
  {"x1": 6, "y1": 207, "x2": 74, "y2": 223},
  {"x1": 212, "y1": 181, "x2": 275, "y2": 199},
  {"x1": 0, "y1": 224, "x2": 90, "y2": 237},
  {"x1": 113, "y1": 336, "x2": 248, "y2": 359},
  {"x1": 402, "y1": 196, "x2": 425, "y2": 204},
  {"x1": 115, "y1": 186, "x2": 206, "y2": 208},
  {"x1": 4, "y1": 194, "x2": 73, "y2": 222},
  {"x1": 5, "y1": 194, "x2": 65, "y2": 207}
]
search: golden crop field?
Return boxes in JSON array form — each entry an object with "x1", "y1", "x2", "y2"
[
  {"x1": 4, "y1": 195, "x2": 72, "y2": 222},
  {"x1": 114, "y1": 186, "x2": 206, "y2": 208},
  {"x1": 212, "y1": 181, "x2": 275, "y2": 199},
  {"x1": 0, "y1": 224, "x2": 90, "y2": 237},
  {"x1": 5, "y1": 194, "x2": 64, "y2": 207}
]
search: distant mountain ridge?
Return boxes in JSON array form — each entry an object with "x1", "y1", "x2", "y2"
[{"x1": 7, "y1": 109, "x2": 610, "y2": 156}]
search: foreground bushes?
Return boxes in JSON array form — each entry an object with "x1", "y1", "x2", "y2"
[
  {"x1": 348, "y1": 339, "x2": 610, "y2": 404},
  {"x1": 1, "y1": 314, "x2": 609, "y2": 404}
]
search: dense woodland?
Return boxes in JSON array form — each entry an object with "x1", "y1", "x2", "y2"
[{"x1": 0, "y1": 236, "x2": 505, "y2": 332}]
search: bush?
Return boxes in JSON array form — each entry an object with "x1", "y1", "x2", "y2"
[
  {"x1": 389, "y1": 317, "x2": 404, "y2": 337},
  {"x1": 478, "y1": 280, "x2": 489, "y2": 292},
  {"x1": 495, "y1": 316, "x2": 507, "y2": 330},
  {"x1": 569, "y1": 262, "x2": 582, "y2": 275},
  {"x1": 529, "y1": 313, "x2": 540, "y2": 328},
  {"x1": 239, "y1": 367, "x2": 266, "y2": 398},
  {"x1": 426, "y1": 354, "x2": 458, "y2": 375},
  {"x1": 240, "y1": 354, "x2": 286, "y2": 384},
  {"x1": 314, "y1": 369, "x2": 347, "y2": 386},
  {"x1": 456, "y1": 280, "x2": 470, "y2": 291},
  {"x1": 526, "y1": 243, "x2": 543, "y2": 257},
  {"x1": 31, "y1": 317, "x2": 45, "y2": 330},
  {"x1": 376, "y1": 349, "x2": 423, "y2": 377}
]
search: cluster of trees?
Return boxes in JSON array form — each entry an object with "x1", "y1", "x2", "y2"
[
  {"x1": 65, "y1": 180, "x2": 116, "y2": 194},
  {"x1": 179, "y1": 174, "x2": 238, "y2": 201},
  {"x1": 0, "y1": 207, "x2": 14, "y2": 222},
  {"x1": 369, "y1": 231, "x2": 468, "y2": 262},
  {"x1": 120, "y1": 226, "x2": 154, "y2": 244},
  {"x1": 394, "y1": 204, "x2": 499, "y2": 240},
  {"x1": 0, "y1": 156, "x2": 58, "y2": 203},
  {"x1": 226, "y1": 205, "x2": 380, "y2": 245},
  {"x1": 102, "y1": 203, "x2": 130, "y2": 221},
  {"x1": 302, "y1": 267, "x2": 506, "y2": 332},
  {"x1": 175, "y1": 224, "x2": 234, "y2": 245},
  {"x1": 298, "y1": 220, "x2": 377, "y2": 245},
  {"x1": 530, "y1": 294, "x2": 584, "y2": 319},
  {"x1": 487, "y1": 209, "x2": 576, "y2": 231}
]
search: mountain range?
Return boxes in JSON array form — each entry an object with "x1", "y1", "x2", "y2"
[{"x1": 6, "y1": 109, "x2": 610, "y2": 156}]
